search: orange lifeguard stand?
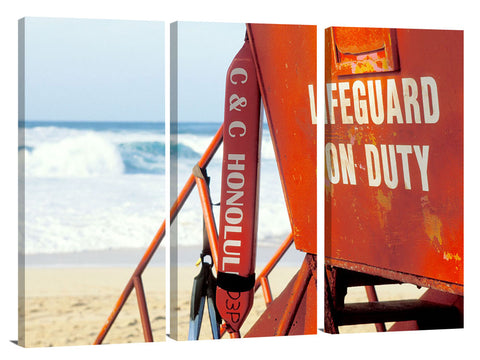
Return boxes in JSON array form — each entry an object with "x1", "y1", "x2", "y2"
[{"x1": 93, "y1": 23, "x2": 318, "y2": 343}]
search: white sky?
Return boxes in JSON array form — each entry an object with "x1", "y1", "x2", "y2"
[
  {"x1": 23, "y1": 18, "x2": 246, "y2": 123},
  {"x1": 23, "y1": 17, "x2": 165, "y2": 122},
  {"x1": 176, "y1": 21, "x2": 246, "y2": 123}
]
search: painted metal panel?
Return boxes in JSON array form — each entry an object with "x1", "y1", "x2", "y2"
[
  {"x1": 325, "y1": 27, "x2": 463, "y2": 294},
  {"x1": 247, "y1": 24, "x2": 317, "y2": 254}
]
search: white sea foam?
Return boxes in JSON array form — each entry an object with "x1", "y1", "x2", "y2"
[
  {"x1": 23, "y1": 121, "x2": 291, "y2": 258},
  {"x1": 174, "y1": 129, "x2": 291, "y2": 249},
  {"x1": 24, "y1": 174, "x2": 165, "y2": 254},
  {"x1": 23, "y1": 125, "x2": 162, "y2": 147},
  {"x1": 174, "y1": 129, "x2": 276, "y2": 161},
  {"x1": 25, "y1": 133, "x2": 125, "y2": 177}
]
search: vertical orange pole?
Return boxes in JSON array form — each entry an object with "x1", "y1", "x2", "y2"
[
  {"x1": 254, "y1": 233, "x2": 294, "y2": 305},
  {"x1": 275, "y1": 255, "x2": 312, "y2": 336},
  {"x1": 194, "y1": 174, "x2": 219, "y2": 267},
  {"x1": 254, "y1": 233, "x2": 294, "y2": 290},
  {"x1": 365, "y1": 285, "x2": 386, "y2": 332},
  {"x1": 260, "y1": 277, "x2": 273, "y2": 305},
  {"x1": 133, "y1": 276, "x2": 154, "y2": 342}
]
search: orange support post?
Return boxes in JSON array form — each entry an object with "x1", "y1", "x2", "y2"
[
  {"x1": 365, "y1": 285, "x2": 386, "y2": 332},
  {"x1": 254, "y1": 233, "x2": 294, "y2": 306},
  {"x1": 194, "y1": 170, "x2": 219, "y2": 267},
  {"x1": 275, "y1": 255, "x2": 313, "y2": 336},
  {"x1": 133, "y1": 276, "x2": 154, "y2": 342}
]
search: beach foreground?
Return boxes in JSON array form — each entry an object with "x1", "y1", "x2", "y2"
[
  {"x1": 21, "y1": 266, "x2": 166, "y2": 347},
  {"x1": 20, "y1": 265, "x2": 427, "y2": 347}
]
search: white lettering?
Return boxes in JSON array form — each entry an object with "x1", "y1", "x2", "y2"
[
  {"x1": 338, "y1": 82, "x2": 353, "y2": 124},
  {"x1": 222, "y1": 257, "x2": 240, "y2": 273},
  {"x1": 225, "y1": 207, "x2": 243, "y2": 224},
  {"x1": 353, "y1": 80, "x2": 368, "y2": 124},
  {"x1": 226, "y1": 190, "x2": 244, "y2": 206},
  {"x1": 327, "y1": 143, "x2": 430, "y2": 191},
  {"x1": 308, "y1": 84, "x2": 317, "y2": 124},
  {"x1": 421, "y1": 77, "x2": 440, "y2": 124},
  {"x1": 325, "y1": 143, "x2": 340, "y2": 184},
  {"x1": 221, "y1": 150, "x2": 247, "y2": 272},
  {"x1": 380, "y1": 144, "x2": 398, "y2": 189},
  {"x1": 402, "y1": 78, "x2": 421, "y2": 124},
  {"x1": 224, "y1": 225, "x2": 241, "y2": 238},
  {"x1": 229, "y1": 94, "x2": 247, "y2": 112},
  {"x1": 368, "y1": 80, "x2": 384, "y2": 125},
  {"x1": 230, "y1": 68, "x2": 248, "y2": 85},
  {"x1": 396, "y1": 145, "x2": 413, "y2": 190},
  {"x1": 226, "y1": 172, "x2": 244, "y2": 190},
  {"x1": 227, "y1": 154, "x2": 245, "y2": 170},
  {"x1": 223, "y1": 240, "x2": 241, "y2": 256},
  {"x1": 414, "y1": 145, "x2": 430, "y2": 191},
  {"x1": 228, "y1": 121, "x2": 246, "y2": 137},
  {"x1": 339, "y1": 144, "x2": 356, "y2": 185},
  {"x1": 326, "y1": 83, "x2": 338, "y2": 124},
  {"x1": 386, "y1": 79, "x2": 404, "y2": 124},
  {"x1": 365, "y1": 144, "x2": 381, "y2": 187},
  {"x1": 326, "y1": 76, "x2": 439, "y2": 125}
]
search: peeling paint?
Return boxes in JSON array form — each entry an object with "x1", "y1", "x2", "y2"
[
  {"x1": 421, "y1": 196, "x2": 443, "y2": 250},
  {"x1": 376, "y1": 189, "x2": 392, "y2": 211},
  {"x1": 376, "y1": 189, "x2": 392, "y2": 228},
  {"x1": 348, "y1": 127, "x2": 363, "y2": 145},
  {"x1": 443, "y1": 251, "x2": 461, "y2": 262}
]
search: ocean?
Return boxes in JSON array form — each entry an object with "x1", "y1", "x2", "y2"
[{"x1": 20, "y1": 121, "x2": 298, "y2": 267}]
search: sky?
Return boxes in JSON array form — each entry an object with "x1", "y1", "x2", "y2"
[
  {"x1": 176, "y1": 21, "x2": 247, "y2": 123},
  {"x1": 23, "y1": 18, "x2": 247, "y2": 123},
  {"x1": 23, "y1": 17, "x2": 165, "y2": 122}
]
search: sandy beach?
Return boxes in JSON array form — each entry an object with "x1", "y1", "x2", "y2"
[
  {"x1": 19, "y1": 264, "x2": 302, "y2": 347},
  {"x1": 339, "y1": 283, "x2": 427, "y2": 334},
  {"x1": 20, "y1": 266, "x2": 166, "y2": 347},
  {"x1": 20, "y1": 261, "x2": 428, "y2": 347},
  {"x1": 172, "y1": 265, "x2": 302, "y2": 341}
]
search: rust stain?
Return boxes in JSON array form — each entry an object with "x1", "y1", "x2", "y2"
[
  {"x1": 376, "y1": 189, "x2": 392, "y2": 211},
  {"x1": 354, "y1": 61, "x2": 376, "y2": 74},
  {"x1": 348, "y1": 127, "x2": 362, "y2": 145},
  {"x1": 443, "y1": 251, "x2": 461, "y2": 262},
  {"x1": 421, "y1": 196, "x2": 443, "y2": 250},
  {"x1": 376, "y1": 189, "x2": 392, "y2": 229}
]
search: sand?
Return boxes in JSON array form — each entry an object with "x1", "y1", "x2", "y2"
[
  {"x1": 20, "y1": 266, "x2": 166, "y2": 347},
  {"x1": 339, "y1": 283, "x2": 427, "y2": 334},
  {"x1": 20, "y1": 264, "x2": 302, "y2": 347},
  {"x1": 171, "y1": 265, "x2": 302, "y2": 341},
  {"x1": 19, "y1": 263, "x2": 427, "y2": 347}
]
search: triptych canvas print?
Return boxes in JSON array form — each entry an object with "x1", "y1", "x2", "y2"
[{"x1": 18, "y1": 18, "x2": 463, "y2": 348}]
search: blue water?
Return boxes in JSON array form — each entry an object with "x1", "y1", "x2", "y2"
[
  {"x1": 21, "y1": 120, "x2": 167, "y2": 255},
  {"x1": 21, "y1": 120, "x2": 291, "y2": 259},
  {"x1": 21, "y1": 121, "x2": 166, "y2": 176},
  {"x1": 172, "y1": 121, "x2": 291, "y2": 256}
]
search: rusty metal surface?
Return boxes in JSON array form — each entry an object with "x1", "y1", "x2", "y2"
[
  {"x1": 245, "y1": 254, "x2": 317, "y2": 337},
  {"x1": 332, "y1": 27, "x2": 399, "y2": 75},
  {"x1": 338, "y1": 299, "x2": 460, "y2": 327},
  {"x1": 247, "y1": 24, "x2": 317, "y2": 254},
  {"x1": 389, "y1": 288, "x2": 463, "y2": 331},
  {"x1": 325, "y1": 27, "x2": 463, "y2": 293},
  {"x1": 325, "y1": 264, "x2": 463, "y2": 332},
  {"x1": 364, "y1": 285, "x2": 386, "y2": 332}
]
